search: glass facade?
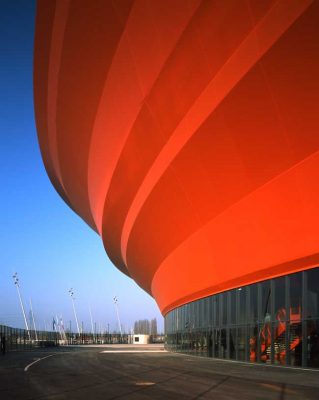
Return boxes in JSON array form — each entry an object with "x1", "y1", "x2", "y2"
[{"x1": 165, "y1": 267, "x2": 319, "y2": 369}]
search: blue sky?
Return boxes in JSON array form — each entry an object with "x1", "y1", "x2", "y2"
[{"x1": 0, "y1": 0, "x2": 163, "y2": 333}]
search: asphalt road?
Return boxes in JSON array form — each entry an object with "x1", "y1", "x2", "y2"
[{"x1": 0, "y1": 345, "x2": 318, "y2": 399}]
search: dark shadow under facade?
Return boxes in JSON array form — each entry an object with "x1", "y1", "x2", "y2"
[{"x1": 165, "y1": 267, "x2": 319, "y2": 369}]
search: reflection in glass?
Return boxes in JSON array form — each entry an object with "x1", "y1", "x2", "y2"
[
  {"x1": 259, "y1": 322, "x2": 271, "y2": 363},
  {"x1": 208, "y1": 331, "x2": 213, "y2": 357},
  {"x1": 165, "y1": 267, "x2": 319, "y2": 369},
  {"x1": 260, "y1": 281, "x2": 271, "y2": 322},
  {"x1": 238, "y1": 287, "x2": 246, "y2": 324},
  {"x1": 213, "y1": 296, "x2": 219, "y2": 327},
  {"x1": 249, "y1": 284, "x2": 258, "y2": 323},
  {"x1": 213, "y1": 329, "x2": 219, "y2": 358},
  {"x1": 274, "y1": 277, "x2": 286, "y2": 320},
  {"x1": 289, "y1": 322, "x2": 302, "y2": 366},
  {"x1": 230, "y1": 328, "x2": 236, "y2": 359},
  {"x1": 273, "y1": 322, "x2": 286, "y2": 365},
  {"x1": 290, "y1": 273, "x2": 302, "y2": 320},
  {"x1": 220, "y1": 328, "x2": 227, "y2": 358},
  {"x1": 221, "y1": 294, "x2": 227, "y2": 326},
  {"x1": 307, "y1": 319, "x2": 319, "y2": 368},
  {"x1": 237, "y1": 327, "x2": 246, "y2": 361},
  {"x1": 306, "y1": 269, "x2": 319, "y2": 319},
  {"x1": 230, "y1": 290, "x2": 236, "y2": 325},
  {"x1": 249, "y1": 324, "x2": 258, "y2": 362}
]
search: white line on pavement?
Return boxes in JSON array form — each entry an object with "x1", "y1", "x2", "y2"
[{"x1": 24, "y1": 354, "x2": 57, "y2": 372}]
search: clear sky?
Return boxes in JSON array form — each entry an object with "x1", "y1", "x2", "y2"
[{"x1": 0, "y1": 1, "x2": 163, "y2": 334}]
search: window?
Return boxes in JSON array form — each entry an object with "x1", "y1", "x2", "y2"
[
  {"x1": 306, "y1": 268, "x2": 319, "y2": 319},
  {"x1": 165, "y1": 268, "x2": 319, "y2": 370}
]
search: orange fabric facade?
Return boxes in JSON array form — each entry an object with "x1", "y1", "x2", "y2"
[{"x1": 34, "y1": 0, "x2": 319, "y2": 316}]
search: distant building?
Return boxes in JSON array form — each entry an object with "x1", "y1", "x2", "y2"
[
  {"x1": 134, "y1": 319, "x2": 150, "y2": 335},
  {"x1": 150, "y1": 318, "x2": 157, "y2": 336},
  {"x1": 133, "y1": 318, "x2": 158, "y2": 336}
]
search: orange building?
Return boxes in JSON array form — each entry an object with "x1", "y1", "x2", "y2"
[{"x1": 34, "y1": 0, "x2": 319, "y2": 368}]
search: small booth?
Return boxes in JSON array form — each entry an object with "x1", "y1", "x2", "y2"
[{"x1": 133, "y1": 334, "x2": 150, "y2": 344}]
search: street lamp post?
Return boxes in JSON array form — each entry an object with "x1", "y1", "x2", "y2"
[
  {"x1": 89, "y1": 306, "x2": 95, "y2": 343},
  {"x1": 30, "y1": 298, "x2": 38, "y2": 341},
  {"x1": 68, "y1": 288, "x2": 80, "y2": 335},
  {"x1": 12, "y1": 273, "x2": 31, "y2": 340},
  {"x1": 113, "y1": 296, "x2": 122, "y2": 337}
]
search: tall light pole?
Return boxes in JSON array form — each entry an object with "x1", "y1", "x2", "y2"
[
  {"x1": 113, "y1": 296, "x2": 122, "y2": 336},
  {"x1": 29, "y1": 298, "x2": 38, "y2": 341},
  {"x1": 89, "y1": 305, "x2": 94, "y2": 340},
  {"x1": 12, "y1": 273, "x2": 31, "y2": 340},
  {"x1": 68, "y1": 288, "x2": 80, "y2": 335}
]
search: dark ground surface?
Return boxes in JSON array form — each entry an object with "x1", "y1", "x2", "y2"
[{"x1": 0, "y1": 344, "x2": 318, "y2": 399}]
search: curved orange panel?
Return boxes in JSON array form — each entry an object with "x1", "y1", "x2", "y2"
[
  {"x1": 34, "y1": 0, "x2": 319, "y2": 314},
  {"x1": 87, "y1": 0, "x2": 201, "y2": 235}
]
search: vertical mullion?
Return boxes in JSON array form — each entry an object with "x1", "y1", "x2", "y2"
[
  {"x1": 270, "y1": 279, "x2": 275, "y2": 364},
  {"x1": 246, "y1": 286, "x2": 250, "y2": 362},
  {"x1": 302, "y1": 270, "x2": 307, "y2": 368},
  {"x1": 285, "y1": 275, "x2": 290, "y2": 366},
  {"x1": 257, "y1": 283, "x2": 261, "y2": 363}
]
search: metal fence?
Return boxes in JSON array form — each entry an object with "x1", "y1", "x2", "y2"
[
  {"x1": 66, "y1": 332, "x2": 130, "y2": 345},
  {"x1": 0, "y1": 325, "x2": 164, "y2": 352},
  {"x1": 0, "y1": 325, "x2": 59, "y2": 352},
  {"x1": 0, "y1": 325, "x2": 62, "y2": 351}
]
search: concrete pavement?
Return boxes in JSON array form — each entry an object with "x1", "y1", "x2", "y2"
[{"x1": 0, "y1": 345, "x2": 318, "y2": 399}]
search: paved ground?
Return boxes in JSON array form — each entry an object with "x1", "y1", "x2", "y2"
[{"x1": 0, "y1": 344, "x2": 318, "y2": 399}]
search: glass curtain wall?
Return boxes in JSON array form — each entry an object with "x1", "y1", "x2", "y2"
[{"x1": 165, "y1": 267, "x2": 319, "y2": 369}]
